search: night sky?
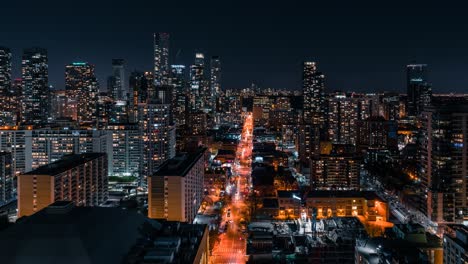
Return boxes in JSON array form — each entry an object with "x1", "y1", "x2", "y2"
[{"x1": 2, "y1": 0, "x2": 468, "y2": 93}]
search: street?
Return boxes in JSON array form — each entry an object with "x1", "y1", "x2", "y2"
[{"x1": 211, "y1": 113, "x2": 253, "y2": 264}]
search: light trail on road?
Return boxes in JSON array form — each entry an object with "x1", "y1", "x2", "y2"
[{"x1": 211, "y1": 113, "x2": 253, "y2": 264}]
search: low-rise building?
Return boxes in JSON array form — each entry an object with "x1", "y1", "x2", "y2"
[
  {"x1": 307, "y1": 191, "x2": 388, "y2": 222},
  {"x1": 276, "y1": 190, "x2": 389, "y2": 222},
  {"x1": 356, "y1": 223, "x2": 443, "y2": 264}
]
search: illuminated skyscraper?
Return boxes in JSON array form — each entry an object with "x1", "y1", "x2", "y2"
[
  {"x1": 170, "y1": 65, "x2": 187, "y2": 127},
  {"x1": 21, "y1": 47, "x2": 49, "y2": 126},
  {"x1": 299, "y1": 62, "x2": 325, "y2": 164},
  {"x1": 108, "y1": 59, "x2": 126, "y2": 101},
  {"x1": 0, "y1": 47, "x2": 11, "y2": 101},
  {"x1": 65, "y1": 62, "x2": 99, "y2": 123},
  {"x1": 190, "y1": 53, "x2": 206, "y2": 111},
  {"x1": 153, "y1": 32, "x2": 170, "y2": 86},
  {"x1": 406, "y1": 64, "x2": 431, "y2": 116},
  {"x1": 210, "y1": 56, "x2": 221, "y2": 113},
  {"x1": 0, "y1": 47, "x2": 14, "y2": 126},
  {"x1": 302, "y1": 61, "x2": 325, "y2": 125}
]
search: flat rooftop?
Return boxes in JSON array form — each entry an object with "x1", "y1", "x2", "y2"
[
  {"x1": 23, "y1": 153, "x2": 106, "y2": 176},
  {"x1": 308, "y1": 190, "x2": 384, "y2": 201},
  {"x1": 153, "y1": 148, "x2": 206, "y2": 177}
]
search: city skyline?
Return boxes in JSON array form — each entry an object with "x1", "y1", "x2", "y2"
[
  {"x1": 0, "y1": 1, "x2": 467, "y2": 263},
  {"x1": 2, "y1": 1, "x2": 468, "y2": 92}
]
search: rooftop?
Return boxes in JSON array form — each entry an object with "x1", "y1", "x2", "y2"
[
  {"x1": 0, "y1": 201, "x2": 151, "y2": 264},
  {"x1": 307, "y1": 190, "x2": 384, "y2": 201},
  {"x1": 153, "y1": 148, "x2": 206, "y2": 177},
  {"x1": 22, "y1": 153, "x2": 106, "y2": 176}
]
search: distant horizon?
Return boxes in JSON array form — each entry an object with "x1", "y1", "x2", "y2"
[
  {"x1": 4, "y1": 48, "x2": 467, "y2": 94},
  {"x1": 3, "y1": 1, "x2": 468, "y2": 93}
]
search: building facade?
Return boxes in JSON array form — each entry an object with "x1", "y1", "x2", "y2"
[
  {"x1": 190, "y1": 53, "x2": 207, "y2": 111},
  {"x1": 209, "y1": 56, "x2": 221, "y2": 113},
  {"x1": 108, "y1": 59, "x2": 126, "y2": 101},
  {"x1": 106, "y1": 123, "x2": 142, "y2": 177},
  {"x1": 153, "y1": 32, "x2": 170, "y2": 86},
  {"x1": 170, "y1": 65, "x2": 187, "y2": 127},
  {"x1": 148, "y1": 148, "x2": 206, "y2": 223},
  {"x1": 418, "y1": 102, "x2": 468, "y2": 223},
  {"x1": 138, "y1": 102, "x2": 176, "y2": 175},
  {"x1": 407, "y1": 64, "x2": 431, "y2": 117},
  {"x1": 0, "y1": 47, "x2": 13, "y2": 126},
  {"x1": 65, "y1": 62, "x2": 99, "y2": 123},
  {"x1": 310, "y1": 152, "x2": 361, "y2": 190},
  {"x1": 443, "y1": 224, "x2": 468, "y2": 264},
  {"x1": 0, "y1": 152, "x2": 13, "y2": 204},
  {"x1": 21, "y1": 47, "x2": 49, "y2": 126},
  {"x1": 18, "y1": 153, "x2": 108, "y2": 217}
]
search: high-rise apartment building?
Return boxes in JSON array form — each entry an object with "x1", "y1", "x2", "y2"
[
  {"x1": 153, "y1": 32, "x2": 170, "y2": 86},
  {"x1": 310, "y1": 148, "x2": 361, "y2": 190},
  {"x1": 0, "y1": 130, "x2": 29, "y2": 175},
  {"x1": 30, "y1": 129, "x2": 108, "y2": 169},
  {"x1": 106, "y1": 123, "x2": 142, "y2": 177},
  {"x1": 0, "y1": 127, "x2": 147, "y2": 178},
  {"x1": 148, "y1": 148, "x2": 206, "y2": 222},
  {"x1": 327, "y1": 93, "x2": 359, "y2": 145},
  {"x1": 357, "y1": 116, "x2": 398, "y2": 151},
  {"x1": 418, "y1": 101, "x2": 468, "y2": 223},
  {"x1": 0, "y1": 129, "x2": 107, "y2": 174},
  {"x1": 138, "y1": 102, "x2": 176, "y2": 176},
  {"x1": 65, "y1": 62, "x2": 99, "y2": 122},
  {"x1": 17, "y1": 153, "x2": 108, "y2": 217},
  {"x1": 407, "y1": 64, "x2": 432, "y2": 116},
  {"x1": 21, "y1": 48, "x2": 49, "y2": 126}
]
